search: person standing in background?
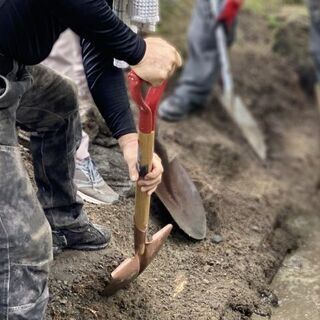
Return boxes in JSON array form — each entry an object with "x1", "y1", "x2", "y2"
[{"x1": 159, "y1": 0, "x2": 244, "y2": 121}]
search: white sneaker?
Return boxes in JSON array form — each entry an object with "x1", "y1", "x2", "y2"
[{"x1": 74, "y1": 157, "x2": 119, "y2": 205}]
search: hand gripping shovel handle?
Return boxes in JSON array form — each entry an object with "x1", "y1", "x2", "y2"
[
  {"x1": 128, "y1": 72, "x2": 167, "y2": 134},
  {"x1": 127, "y1": 71, "x2": 167, "y2": 254}
]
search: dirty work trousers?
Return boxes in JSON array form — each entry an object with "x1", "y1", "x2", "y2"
[
  {"x1": 171, "y1": 0, "x2": 235, "y2": 107},
  {"x1": 0, "y1": 56, "x2": 88, "y2": 319},
  {"x1": 308, "y1": 0, "x2": 320, "y2": 82},
  {"x1": 42, "y1": 29, "x2": 93, "y2": 161}
]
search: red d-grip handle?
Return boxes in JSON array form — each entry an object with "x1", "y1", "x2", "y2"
[{"x1": 128, "y1": 71, "x2": 167, "y2": 134}]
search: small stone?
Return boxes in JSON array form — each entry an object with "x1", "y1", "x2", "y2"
[
  {"x1": 211, "y1": 234, "x2": 223, "y2": 244},
  {"x1": 204, "y1": 265, "x2": 211, "y2": 273},
  {"x1": 60, "y1": 299, "x2": 67, "y2": 305},
  {"x1": 251, "y1": 225, "x2": 260, "y2": 232},
  {"x1": 203, "y1": 279, "x2": 210, "y2": 284}
]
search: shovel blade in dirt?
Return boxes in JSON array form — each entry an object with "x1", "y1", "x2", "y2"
[
  {"x1": 155, "y1": 139, "x2": 207, "y2": 240},
  {"x1": 219, "y1": 92, "x2": 267, "y2": 160},
  {"x1": 103, "y1": 224, "x2": 172, "y2": 297},
  {"x1": 104, "y1": 72, "x2": 173, "y2": 296},
  {"x1": 103, "y1": 256, "x2": 140, "y2": 297}
]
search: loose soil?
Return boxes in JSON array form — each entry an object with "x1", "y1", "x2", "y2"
[{"x1": 20, "y1": 9, "x2": 320, "y2": 320}]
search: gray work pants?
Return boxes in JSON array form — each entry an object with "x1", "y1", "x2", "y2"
[
  {"x1": 42, "y1": 29, "x2": 93, "y2": 161},
  {"x1": 308, "y1": 0, "x2": 320, "y2": 82},
  {"x1": 0, "y1": 58, "x2": 88, "y2": 319},
  {"x1": 173, "y1": 0, "x2": 235, "y2": 106}
]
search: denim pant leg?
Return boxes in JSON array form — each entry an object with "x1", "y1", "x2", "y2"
[
  {"x1": 174, "y1": 0, "x2": 237, "y2": 106},
  {"x1": 173, "y1": 0, "x2": 221, "y2": 106},
  {"x1": 16, "y1": 65, "x2": 89, "y2": 230},
  {"x1": 308, "y1": 0, "x2": 320, "y2": 82},
  {"x1": 0, "y1": 64, "x2": 52, "y2": 319}
]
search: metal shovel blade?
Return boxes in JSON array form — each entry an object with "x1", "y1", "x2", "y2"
[
  {"x1": 103, "y1": 224, "x2": 173, "y2": 296},
  {"x1": 103, "y1": 256, "x2": 140, "y2": 297},
  {"x1": 219, "y1": 92, "x2": 267, "y2": 160},
  {"x1": 210, "y1": 0, "x2": 267, "y2": 161},
  {"x1": 139, "y1": 224, "x2": 173, "y2": 273},
  {"x1": 155, "y1": 139, "x2": 207, "y2": 240}
]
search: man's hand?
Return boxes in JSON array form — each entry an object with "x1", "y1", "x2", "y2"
[
  {"x1": 131, "y1": 37, "x2": 182, "y2": 86},
  {"x1": 118, "y1": 133, "x2": 164, "y2": 195},
  {"x1": 137, "y1": 153, "x2": 163, "y2": 195}
]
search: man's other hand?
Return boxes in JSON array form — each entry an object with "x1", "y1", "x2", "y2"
[{"x1": 118, "y1": 133, "x2": 164, "y2": 195}]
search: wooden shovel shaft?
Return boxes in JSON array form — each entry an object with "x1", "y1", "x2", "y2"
[{"x1": 134, "y1": 131, "x2": 155, "y2": 254}]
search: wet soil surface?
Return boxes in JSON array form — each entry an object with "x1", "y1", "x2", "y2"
[
  {"x1": 271, "y1": 212, "x2": 320, "y2": 319},
  {"x1": 20, "y1": 10, "x2": 320, "y2": 320}
]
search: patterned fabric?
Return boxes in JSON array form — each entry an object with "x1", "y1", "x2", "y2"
[
  {"x1": 129, "y1": 0, "x2": 160, "y2": 30},
  {"x1": 113, "y1": 0, "x2": 132, "y2": 30},
  {"x1": 113, "y1": 0, "x2": 159, "y2": 31},
  {"x1": 113, "y1": 0, "x2": 159, "y2": 68}
]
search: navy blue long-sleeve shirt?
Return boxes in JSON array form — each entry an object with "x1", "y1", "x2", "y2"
[{"x1": 0, "y1": 0, "x2": 144, "y2": 138}]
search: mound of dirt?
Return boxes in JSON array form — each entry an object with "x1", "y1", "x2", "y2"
[
  {"x1": 20, "y1": 8, "x2": 319, "y2": 320},
  {"x1": 273, "y1": 9, "x2": 316, "y2": 94}
]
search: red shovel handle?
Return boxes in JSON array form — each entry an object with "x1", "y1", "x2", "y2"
[{"x1": 128, "y1": 71, "x2": 167, "y2": 134}]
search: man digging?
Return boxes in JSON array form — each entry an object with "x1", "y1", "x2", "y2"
[{"x1": 0, "y1": 0, "x2": 182, "y2": 318}]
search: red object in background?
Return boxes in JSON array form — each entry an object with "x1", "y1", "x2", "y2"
[{"x1": 218, "y1": 0, "x2": 245, "y2": 28}]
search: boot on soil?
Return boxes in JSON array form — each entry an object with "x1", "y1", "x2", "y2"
[
  {"x1": 158, "y1": 95, "x2": 201, "y2": 122},
  {"x1": 74, "y1": 156, "x2": 119, "y2": 205},
  {"x1": 52, "y1": 222, "x2": 111, "y2": 255}
]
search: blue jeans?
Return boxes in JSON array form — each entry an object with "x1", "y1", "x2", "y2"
[{"x1": 0, "y1": 57, "x2": 87, "y2": 319}]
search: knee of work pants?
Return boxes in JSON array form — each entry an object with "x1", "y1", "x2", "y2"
[
  {"x1": 0, "y1": 146, "x2": 52, "y2": 319},
  {"x1": 16, "y1": 65, "x2": 80, "y2": 134}
]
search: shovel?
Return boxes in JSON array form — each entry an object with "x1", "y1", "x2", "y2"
[
  {"x1": 154, "y1": 139, "x2": 207, "y2": 240},
  {"x1": 210, "y1": 0, "x2": 267, "y2": 160},
  {"x1": 104, "y1": 72, "x2": 173, "y2": 296},
  {"x1": 150, "y1": 80, "x2": 207, "y2": 240}
]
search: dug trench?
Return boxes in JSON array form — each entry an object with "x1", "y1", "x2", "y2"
[{"x1": 19, "y1": 9, "x2": 320, "y2": 320}]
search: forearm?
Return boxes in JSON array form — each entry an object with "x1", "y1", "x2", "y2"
[{"x1": 88, "y1": 63, "x2": 136, "y2": 139}]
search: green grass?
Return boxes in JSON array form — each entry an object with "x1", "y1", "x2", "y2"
[{"x1": 245, "y1": 0, "x2": 304, "y2": 14}]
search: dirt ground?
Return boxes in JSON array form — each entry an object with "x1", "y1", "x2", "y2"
[{"x1": 20, "y1": 9, "x2": 320, "y2": 320}]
